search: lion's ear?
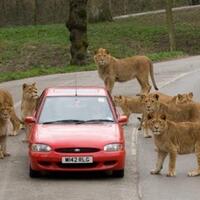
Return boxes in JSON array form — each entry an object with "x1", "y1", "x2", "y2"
[
  {"x1": 153, "y1": 94, "x2": 159, "y2": 100},
  {"x1": 139, "y1": 94, "x2": 146, "y2": 101},
  {"x1": 23, "y1": 83, "x2": 27, "y2": 89},
  {"x1": 105, "y1": 49, "x2": 109, "y2": 54},
  {"x1": 119, "y1": 95, "x2": 122, "y2": 99},
  {"x1": 177, "y1": 94, "x2": 183, "y2": 100},
  {"x1": 188, "y1": 92, "x2": 193, "y2": 99},
  {"x1": 171, "y1": 96, "x2": 177, "y2": 103},
  {"x1": 94, "y1": 49, "x2": 98, "y2": 55},
  {"x1": 147, "y1": 113, "x2": 153, "y2": 120},
  {"x1": 33, "y1": 82, "x2": 36, "y2": 86},
  {"x1": 160, "y1": 113, "x2": 167, "y2": 120}
]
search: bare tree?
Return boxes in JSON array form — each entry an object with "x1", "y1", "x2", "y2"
[
  {"x1": 165, "y1": 0, "x2": 176, "y2": 51},
  {"x1": 66, "y1": 0, "x2": 88, "y2": 65}
]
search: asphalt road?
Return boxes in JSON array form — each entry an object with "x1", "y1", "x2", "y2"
[{"x1": 0, "y1": 55, "x2": 200, "y2": 200}]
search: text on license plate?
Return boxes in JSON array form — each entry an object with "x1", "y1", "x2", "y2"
[{"x1": 61, "y1": 156, "x2": 93, "y2": 164}]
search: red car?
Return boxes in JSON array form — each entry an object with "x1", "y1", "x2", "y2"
[{"x1": 26, "y1": 86, "x2": 127, "y2": 178}]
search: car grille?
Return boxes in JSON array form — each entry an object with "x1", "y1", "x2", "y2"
[
  {"x1": 55, "y1": 147, "x2": 101, "y2": 153},
  {"x1": 57, "y1": 162, "x2": 98, "y2": 168}
]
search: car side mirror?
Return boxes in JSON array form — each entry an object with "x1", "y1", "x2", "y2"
[
  {"x1": 118, "y1": 115, "x2": 128, "y2": 126},
  {"x1": 25, "y1": 116, "x2": 36, "y2": 124}
]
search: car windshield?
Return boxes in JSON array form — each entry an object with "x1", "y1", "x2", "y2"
[{"x1": 39, "y1": 96, "x2": 114, "y2": 124}]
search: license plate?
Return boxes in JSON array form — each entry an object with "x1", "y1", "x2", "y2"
[{"x1": 61, "y1": 156, "x2": 93, "y2": 164}]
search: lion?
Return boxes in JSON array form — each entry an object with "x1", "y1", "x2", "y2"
[
  {"x1": 0, "y1": 89, "x2": 21, "y2": 136},
  {"x1": 0, "y1": 103, "x2": 12, "y2": 158},
  {"x1": 113, "y1": 92, "x2": 190, "y2": 131},
  {"x1": 113, "y1": 95, "x2": 143, "y2": 120},
  {"x1": 94, "y1": 48, "x2": 158, "y2": 94},
  {"x1": 171, "y1": 92, "x2": 193, "y2": 104},
  {"x1": 140, "y1": 92, "x2": 196, "y2": 137},
  {"x1": 113, "y1": 92, "x2": 171, "y2": 128},
  {"x1": 147, "y1": 112, "x2": 200, "y2": 177},
  {"x1": 21, "y1": 83, "x2": 39, "y2": 142}
]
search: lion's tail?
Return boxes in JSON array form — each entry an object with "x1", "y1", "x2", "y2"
[{"x1": 149, "y1": 61, "x2": 158, "y2": 90}]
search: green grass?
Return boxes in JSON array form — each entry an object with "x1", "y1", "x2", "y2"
[{"x1": 0, "y1": 7, "x2": 200, "y2": 82}]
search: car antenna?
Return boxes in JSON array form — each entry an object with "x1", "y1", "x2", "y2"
[{"x1": 75, "y1": 72, "x2": 77, "y2": 96}]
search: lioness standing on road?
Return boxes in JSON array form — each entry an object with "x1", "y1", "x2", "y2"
[
  {"x1": 94, "y1": 48, "x2": 158, "y2": 94},
  {"x1": 0, "y1": 103, "x2": 12, "y2": 158},
  {"x1": 0, "y1": 89, "x2": 21, "y2": 136},
  {"x1": 147, "y1": 112, "x2": 200, "y2": 177},
  {"x1": 21, "y1": 83, "x2": 39, "y2": 142}
]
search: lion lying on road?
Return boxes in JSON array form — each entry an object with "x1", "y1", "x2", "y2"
[
  {"x1": 147, "y1": 112, "x2": 200, "y2": 177},
  {"x1": 94, "y1": 48, "x2": 158, "y2": 94},
  {"x1": 172, "y1": 92, "x2": 193, "y2": 104}
]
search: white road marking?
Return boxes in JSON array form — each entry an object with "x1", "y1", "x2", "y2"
[
  {"x1": 131, "y1": 128, "x2": 138, "y2": 155},
  {"x1": 114, "y1": 4, "x2": 200, "y2": 20},
  {"x1": 159, "y1": 68, "x2": 200, "y2": 89}
]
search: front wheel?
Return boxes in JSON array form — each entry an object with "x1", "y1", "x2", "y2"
[
  {"x1": 29, "y1": 166, "x2": 41, "y2": 178},
  {"x1": 112, "y1": 169, "x2": 124, "y2": 178}
]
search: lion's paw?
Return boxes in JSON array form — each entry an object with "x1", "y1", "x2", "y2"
[
  {"x1": 150, "y1": 169, "x2": 160, "y2": 175},
  {"x1": 166, "y1": 171, "x2": 176, "y2": 177},
  {"x1": 188, "y1": 169, "x2": 200, "y2": 177}
]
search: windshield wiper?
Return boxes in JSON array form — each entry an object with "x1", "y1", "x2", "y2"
[
  {"x1": 85, "y1": 119, "x2": 114, "y2": 123},
  {"x1": 42, "y1": 119, "x2": 86, "y2": 124}
]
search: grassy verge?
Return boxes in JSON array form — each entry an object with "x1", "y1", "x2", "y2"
[{"x1": 0, "y1": 7, "x2": 199, "y2": 82}]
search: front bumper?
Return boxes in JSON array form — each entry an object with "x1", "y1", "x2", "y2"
[{"x1": 29, "y1": 150, "x2": 125, "y2": 172}]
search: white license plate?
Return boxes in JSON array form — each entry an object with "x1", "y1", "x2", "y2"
[{"x1": 61, "y1": 156, "x2": 93, "y2": 164}]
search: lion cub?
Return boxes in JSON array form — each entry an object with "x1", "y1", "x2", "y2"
[
  {"x1": 0, "y1": 103, "x2": 12, "y2": 158},
  {"x1": 94, "y1": 48, "x2": 158, "y2": 94},
  {"x1": 21, "y1": 83, "x2": 39, "y2": 142},
  {"x1": 147, "y1": 112, "x2": 200, "y2": 177}
]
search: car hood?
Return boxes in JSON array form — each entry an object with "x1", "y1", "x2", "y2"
[{"x1": 32, "y1": 123, "x2": 122, "y2": 147}]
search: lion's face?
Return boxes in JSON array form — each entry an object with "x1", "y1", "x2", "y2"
[
  {"x1": 147, "y1": 113, "x2": 168, "y2": 135},
  {"x1": 94, "y1": 48, "x2": 111, "y2": 66},
  {"x1": 0, "y1": 104, "x2": 12, "y2": 120},
  {"x1": 113, "y1": 95, "x2": 125, "y2": 106},
  {"x1": 23, "y1": 83, "x2": 38, "y2": 100},
  {"x1": 140, "y1": 93, "x2": 159, "y2": 113},
  {"x1": 176, "y1": 92, "x2": 193, "y2": 104}
]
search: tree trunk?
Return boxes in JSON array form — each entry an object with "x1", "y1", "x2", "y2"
[
  {"x1": 66, "y1": 0, "x2": 88, "y2": 65},
  {"x1": 189, "y1": 0, "x2": 200, "y2": 5},
  {"x1": 165, "y1": 0, "x2": 176, "y2": 51},
  {"x1": 34, "y1": 0, "x2": 38, "y2": 25}
]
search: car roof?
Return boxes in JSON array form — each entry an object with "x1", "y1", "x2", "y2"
[{"x1": 43, "y1": 86, "x2": 108, "y2": 97}]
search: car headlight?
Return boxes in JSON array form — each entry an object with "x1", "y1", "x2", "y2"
[
  {"x1": 104, "y1": 143, "x2": 123, "y2": 152},
  {"x1": 31, "y1": 144, "x2": 52, "y2": 152}
]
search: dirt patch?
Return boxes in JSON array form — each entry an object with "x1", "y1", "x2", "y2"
[{"x1": 0, "y1": 43, "x2": 71, "y2": 72}]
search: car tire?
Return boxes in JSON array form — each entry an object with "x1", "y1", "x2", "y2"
[
  {"x1": 29, "y1": 166, "x2": 41, "y2": 178},
  {"x1": 112, "y1": 169, "x2": 124, "y2": 178}
]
